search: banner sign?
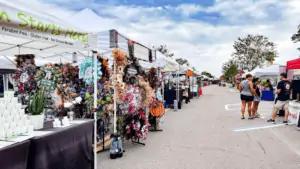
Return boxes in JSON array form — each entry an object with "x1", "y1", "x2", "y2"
[
  {"x1": 134, "y1": 43, "x2": 150, "y2": 61},
  {"x1": 0, "y1": 2, "x2": 96, "y2": 49}
]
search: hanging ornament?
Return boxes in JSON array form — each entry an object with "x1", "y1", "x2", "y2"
[{"x1": 79, "y1": 57, "x2": 102, "y2": 85}]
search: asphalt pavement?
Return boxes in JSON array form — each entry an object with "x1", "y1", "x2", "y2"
[{"x1": 98, "y1": 85, "x2": 300, "y2": 169}]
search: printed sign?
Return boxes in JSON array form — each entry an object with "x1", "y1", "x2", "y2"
[
  {"x1": 40, "y1": 80, "x2": 55, "y2": 87},
  {"x1": 0, "y1": 3, "x2": 96, "y2": 49}
]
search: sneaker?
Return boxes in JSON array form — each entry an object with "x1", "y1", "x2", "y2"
[
  {"x1": 267, "y1": 119, "x2": 275, "y2": 123},
  {"x1": 283, "y1": 121, "x2": 288, "y2": 125},
  {"x1": 255, "y1": 114, "x2": 260, "y2": 118}
]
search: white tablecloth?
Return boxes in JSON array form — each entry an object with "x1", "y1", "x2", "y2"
[{"x1": 288, "y1": 101, "x2": 300, "y2": 124}]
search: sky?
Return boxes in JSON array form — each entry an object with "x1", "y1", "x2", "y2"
[{"x1": 15, "y1": 0, "x2": 300, "y2": 76}]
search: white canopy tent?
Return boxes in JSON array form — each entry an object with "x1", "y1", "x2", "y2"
[
  {"x1": 0, "y1": 1, "x2": 99, "y2": 167},
  {"x1": 254, "y1": 64, "x2": 282, "y2": 77}
]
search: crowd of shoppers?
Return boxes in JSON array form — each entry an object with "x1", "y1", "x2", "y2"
[{"x1": 239, "y1": 73, "x2": 292, "y2": 124}]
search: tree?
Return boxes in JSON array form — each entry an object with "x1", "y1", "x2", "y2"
[
  {"x1": 154, "y1": 45, "x2": 174, "y2": 58},
  {"x1": 201, "y1": 71, "x2": 213, "y2": 78},
  {"x1": 291, "y1": 25, "x2": 300, "y2": 51},
  {"x1": 222, "y1": 59, "x2": 239, "y2": 80},
  {"x1": 175, "y1": 58, "x2": 189, "y2": 66},
  {"x1": 231, "y1": 34, "x2": 277, "y2": 71}
]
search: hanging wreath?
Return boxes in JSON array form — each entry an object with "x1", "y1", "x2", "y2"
[
  {"x1": 79, "y1": 57, "x2": 102, "y2": 85},
  {"x1": 123, "y1": 57, "x2": 145, "y2": 85},
  {"x1": 13, "y1": 63, "x2": 37, "y2": 94},
  {"x1": 138, "y1": 78, "x2": 153, "y2": 107},
  {"x1": 35, "y1": 63, "x2": 62, "y2": 88},
  {"x1": 119, "y1": 85, "x2": 142, "y2": 115},
  {"x1": 148, "y1": 68, "x2": 162, "y2": 89},
  {"x1": 124, "y1": 109, "x2": 148, "y2": 141},
  {"x1": 61, "y1": 63, "x2": 78, "y2": 83}
]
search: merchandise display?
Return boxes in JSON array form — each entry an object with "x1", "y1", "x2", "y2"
[{"x1": 0, "y1": 91, "x2": 34, "y2": 139}]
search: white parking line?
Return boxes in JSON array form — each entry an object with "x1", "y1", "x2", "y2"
[{"x1": 234, "y1": 123, "x2": 289, "y2": 132}]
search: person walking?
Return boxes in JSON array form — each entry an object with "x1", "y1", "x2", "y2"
[
  {"x1": 267, "y1": 73, "x2": 292, "y2": 124},
  {"x1": 239, "y1": 74, "x2": 255, "y2": 119},
  {"x1": 252, "y1": 78, "x2": 262, "y2": 118}
]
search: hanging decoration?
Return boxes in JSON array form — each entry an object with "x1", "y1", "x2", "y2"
[
  {"x1": 138, "y1": 78, "x2": 153, "y2": 107},
  {"x1": 35, "y1": 63, "x2": 62, "y2": 88},
  {"x1": 147, "y1": 68, "x2": 162, "y2": 89},
  {"x1": 79, "y1": 57, "x2": 102, "y2": 85},
  {"x1": 119, "y1": 85, "x2": 142, "y2": 115},
  {"x1": 112, "y1": 49, "x2": 127, "y2": 103},
  {"x1": 123, "y1": 57, "x2": 145, "y2": 85},
  {"x1": 123, "y1": 109, "x2": 148, "y2": 141},
  {"x1": 98, "y1": 54, "x2": 110, "y2": 84},
  {"x1": 13, "y1": 55, "x2": 37, "y2": 95}
]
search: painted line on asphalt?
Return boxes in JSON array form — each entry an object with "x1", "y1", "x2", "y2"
[{"x1": 233, "y1": 123, "x2": 290, "y2": 132}]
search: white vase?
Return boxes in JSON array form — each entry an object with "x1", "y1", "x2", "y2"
[
  {"x1": 28, "y1": 114, "x2": 44, "y2": 130},
  {"x1": 68, "y1": 111, "x2": 74, "y2": 121}
]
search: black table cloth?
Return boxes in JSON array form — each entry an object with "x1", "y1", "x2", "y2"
[
  {"x1": 164, "y1": 89, "x2": 183, "y2": 105},
  {"x1": 27, "y1": 120, "x2": 94, "y2": 169},
  {"x1": 0, "y1": 140, "x2": 30, "y2": 169}
]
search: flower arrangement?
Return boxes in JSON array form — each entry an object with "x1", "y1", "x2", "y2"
[{"x1": 112, "y1": 49, "x2": 127, "y2": 103}]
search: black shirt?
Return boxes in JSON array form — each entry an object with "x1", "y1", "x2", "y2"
[
  {"x1": 267, "y1": 84, "x2": 273, "y2": 91},
  {"x1": 254, "y1": 84, "x2": 261, "y2": 97},
  {"x1": 277, "y1": 80, "x2": 292, "y2": 101}
]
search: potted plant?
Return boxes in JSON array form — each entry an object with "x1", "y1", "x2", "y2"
[{"x1": 27, "y1": 89, "x2": 45, "y2": 130}]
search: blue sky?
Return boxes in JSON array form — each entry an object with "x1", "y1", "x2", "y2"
[{"x1": 32, "y1": 0, "x2": 300, "y2": 75}]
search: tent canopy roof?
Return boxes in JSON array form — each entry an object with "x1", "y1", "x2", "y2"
[
  {"x1": 287, "y1": 58, "x2": 300, "y2": 70},
  {"x1": 0, "y1": 0, "x2": 97, "y2": 59}
]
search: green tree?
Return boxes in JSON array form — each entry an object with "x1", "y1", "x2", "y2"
[
  {"x1": 154, "y1": 45, "x2": 174, "y2": 58},
  {"x1": 291, "y1": 25, "x2": 300, "y2": 51},
  {"x1": 201, "y1": 71, "x2": 213, "y2": 78},
  {"x1": 175, "y1": 58, "x2": 189, "y2": 66},
  {"x1": 231, "y1": 34, "x2": 277, "y2": 71},
  {"x1": 222, "y1": 59, "x2": 239, "y2": 80}
]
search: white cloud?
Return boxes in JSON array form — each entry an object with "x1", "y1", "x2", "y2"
[{"x1": 7, "y1": 0, "x2": 300, "y2": 76}]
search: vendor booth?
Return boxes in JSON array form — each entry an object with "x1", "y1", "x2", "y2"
[
  {"x1": 286, "y1": 58, "x2": 300, "y2": 127},
  {"x1": 0, "y1": 1, "x2": 99, "y2": 169}
]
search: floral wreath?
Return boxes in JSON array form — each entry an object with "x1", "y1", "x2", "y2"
[
  {"x1": 35, "y1": 63, "x2": 62, "y2": 87},
  {"x1": 148, "y1": 67, "x2": 162, "y2": 89},
  {"x1": 79, "y1": 57, "x2": 102, "y2": 85},
  {"x1": 14, "y1": 66, "x2": 37, "y2": 94},
  {"x1": 138, "y1": 78, "x2": 153, "y2": 107}
]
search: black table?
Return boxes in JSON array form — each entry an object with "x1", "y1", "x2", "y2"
[
  {"x1": 27, "y1": 120, "x2": 94, "y2": 169},
  {"x1": 164, "y1": 89, "x2": 184, "y2": 105},
  {"x1": 0, "y1": 140, "x2": 31, "y2": 169}
]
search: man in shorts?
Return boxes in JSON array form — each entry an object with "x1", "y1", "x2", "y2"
[{"x1": 267, "y1": 73, "x2": 292, "y2": 124}]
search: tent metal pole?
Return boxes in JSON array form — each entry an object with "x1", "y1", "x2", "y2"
[
  {"x1": 113, "y1": 59, "x2": 117, "y2": 133},
  {"x1": 92, "y1": 51, "x2": 98, "y2": 168}
]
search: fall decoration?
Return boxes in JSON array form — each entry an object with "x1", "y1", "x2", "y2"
[{"x1": 138, "y1": 78, "x2": 153, "y2": 107}]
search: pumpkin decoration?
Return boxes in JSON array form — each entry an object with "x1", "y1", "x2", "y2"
[
  {"x1": 149, "y1": 101, "x2": 165, "y2": 117},
  {"x1": 186, "y1": 70, "x2": 194, "y2": 77}
]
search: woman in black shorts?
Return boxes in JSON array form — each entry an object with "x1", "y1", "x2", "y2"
[{"x1": 239, "y1": 74, "x2": 255, "y2": 119}]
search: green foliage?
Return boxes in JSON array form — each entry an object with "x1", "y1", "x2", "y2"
[
  {"x1": 175, "y1": 58, "x2": 189, "y2": 66},
  {"x1": 222, "y1": 59, "x2": 239, "y2": 80},
  {"x1": 201, "y1": 71, "x2": 213, "y2": 78},
  {"x1": 291, "y1": 25, "x2": 300, "y2": 51},
  {"x1": 231, "y1": 34, "x2": 277, "y2": 71},
  {"x1": 28, "y1": 89, "x2": 45, "y2": 115}
]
